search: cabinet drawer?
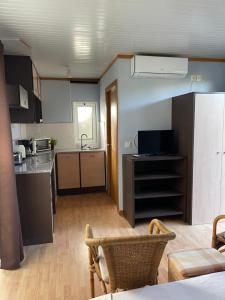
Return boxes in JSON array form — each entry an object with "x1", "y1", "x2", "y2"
[
  {"x1": 80, "y1": 152, "x2": 105, "y2": 187},
  {"x1": 57, "y1": 153, "x2": 80, "y2": 189}
]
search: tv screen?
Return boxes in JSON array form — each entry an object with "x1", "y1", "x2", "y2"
[{"x1": 138, "y1": 130, "x2": 177, "y2": 155}]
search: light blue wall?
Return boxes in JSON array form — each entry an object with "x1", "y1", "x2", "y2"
[
  {"x1": 100, "y1": 59, "x2": 225, "y2": 209},
  {"x1": 41, "y1": 80, "x2": 100, "y2": 123},
  {"x1": 70, "y1": 82, "x2": 100, "y2": 120},
  {"x1": 41, "y1": 80, "x2": 72, "y2": 123},
  {"x1": 70, "y1": 82, "x2": 100, "y2": 102}
]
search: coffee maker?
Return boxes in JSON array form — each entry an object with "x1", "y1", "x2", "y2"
[{"x1": 18, "y1": 139, "x2": 33, "y2": 157}]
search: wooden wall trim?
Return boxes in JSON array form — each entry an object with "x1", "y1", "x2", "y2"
[
  {"x1": 189, "y1": 57, "x2": 225, "y2": 62},
  {"x1": 40, "y1": 53, "x2": 225, "y2": 82},
  {"x1": 100, "y1": 53, "x2": 134, "y2": 79},
  {"x1": 40, "y1": 77, "x2": 99, "y2": 83},
  {"x1": 100, "y1": 54, "x2": 225, "y2": 79}
]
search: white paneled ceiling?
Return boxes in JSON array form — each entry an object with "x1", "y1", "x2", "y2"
[{"x1": 1, "y1": 0, "x2": 225, "y2": 77}]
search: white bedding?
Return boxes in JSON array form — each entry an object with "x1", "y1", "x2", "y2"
[{"x1": 93, "y1": 271, "x2": 225, "y2": 300}]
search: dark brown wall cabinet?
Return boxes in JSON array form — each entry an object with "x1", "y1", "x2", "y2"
[
  {"x1": 4, "y1": 55, "x2": 33, "y2": 91},
  {"x1": 6, "y1": 84, "x2": 29, "y2": 109},
  {"x1": 9, "y1": 92, "x2": 42, "y2": 123},
  {"x1": 123, "y1": 154, "x2": 187, "y2": 227},
  {"x1": 4, "y1": 55, "x2": 42, "y2": 123}
]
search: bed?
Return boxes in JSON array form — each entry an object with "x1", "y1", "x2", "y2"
[{"x1": 92, "y1": 271, "x2": 225, "y2": 300}]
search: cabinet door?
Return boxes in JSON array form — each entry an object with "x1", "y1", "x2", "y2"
[
  {"x1": 10, "y1": 91, "x2": 35, "y2": 123},
  {"x1": 80, "y1": 152, "x2": 105, "y2": 187},
  {"x1": 192, "y1": 94, "x2": 225, "y2": 224},
  {"x1": 34, "y1": 97, "x2": 43, "y2": 123},
  {"x1": 57, "y1": 153, "x2": 80, "y2": 189}
]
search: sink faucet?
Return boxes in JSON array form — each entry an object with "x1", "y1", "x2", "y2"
[{"x1": 81, "y1": 133, "x2": 88, "y2": 150}]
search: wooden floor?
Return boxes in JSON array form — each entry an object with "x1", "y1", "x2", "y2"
[{"x1": 0, "y1": 193, "x2": 219, "y2": 300}]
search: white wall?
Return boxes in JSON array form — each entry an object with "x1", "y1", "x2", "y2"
[{"x1": 100, "y1": 59, "x2": 225, "y2": 209}]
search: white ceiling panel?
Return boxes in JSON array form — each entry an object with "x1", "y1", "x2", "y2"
[{"x1": 1, "y1": 0, "x2": 225, "y2": 77}]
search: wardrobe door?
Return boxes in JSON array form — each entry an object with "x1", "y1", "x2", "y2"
[
  {"x1": 192, "y1": 94, "x2": 225, "y2": 225},
  {"x1": 220, "y1": 106, "x2": 225, "y2": 214}
]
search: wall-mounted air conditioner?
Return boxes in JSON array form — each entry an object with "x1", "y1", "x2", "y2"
[{"x1": 131, "y1": 55, "x2": 188, "y2": 78}]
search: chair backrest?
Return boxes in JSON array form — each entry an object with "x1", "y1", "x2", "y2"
[{"x1": 85, "y1": 220, "x2": 175, "y2": 292}]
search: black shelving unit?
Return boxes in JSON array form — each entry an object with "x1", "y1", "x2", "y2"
[{"x1": 123, "y1": 154, "x2": 187, "y2": 227}]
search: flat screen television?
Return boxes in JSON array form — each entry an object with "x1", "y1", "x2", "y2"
[{"x1": 138, "y1": 130, "x2": 177, "y2": 155}]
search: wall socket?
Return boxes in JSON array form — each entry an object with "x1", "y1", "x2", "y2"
[
  {"x1": 191, "y1": 74, "x2": 202, "y2": 82},
  {"x1": 124, "y1": 141, "x2": 132, "y2": 148}
]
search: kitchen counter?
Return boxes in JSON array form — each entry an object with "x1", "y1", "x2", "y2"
[
  {"x1": 15, "y1": 151, "x2": 55, "y2": 175},
  {"x1": 55, "y1": 148, "x2": 105, "y2": 153},
  {"x1": 15, "y1": 150, "x2": 56, "y2": 245}
]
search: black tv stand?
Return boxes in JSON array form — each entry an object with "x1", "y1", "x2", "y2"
[
  {"x1": 138, "y1": 153, "x2": 177, "y2": 157},
  {"x1": 123, "y1": 154, "x2": 187, "y2": 227}
]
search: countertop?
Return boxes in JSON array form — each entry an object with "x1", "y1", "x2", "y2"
[
  {"x1": 55, "y1": 148, "x2": 105, "y2": 153},
  {"x1": 15, "y1": 151, "x2": 55, "y2": 175}
]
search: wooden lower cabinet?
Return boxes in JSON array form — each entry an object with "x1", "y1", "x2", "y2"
[
  {"x1": 56, "y1": 151, "x2": 105, "y2": 192},
  {"x1": 57, "y1": 153, "x2": 80, "y2": 189},
  {"x1": 80, "y1": 152, "x2": 105, "y2": 187}
]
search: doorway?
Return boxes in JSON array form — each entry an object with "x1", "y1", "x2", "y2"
[{"x1": 105, "y1": 80, "x2": 118, "y2": 208}]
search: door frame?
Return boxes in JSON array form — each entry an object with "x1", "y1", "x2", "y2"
[{"x1": 105, "y1": 80, "x2": 119, "y2": 208}]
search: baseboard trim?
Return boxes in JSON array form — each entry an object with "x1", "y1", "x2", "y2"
[
  {"x1": 118, "y1": 210, "x2": 124, "y2": 217},
  {"x1": 57, "y1": 186, "x2": 106, "y2": 195}
]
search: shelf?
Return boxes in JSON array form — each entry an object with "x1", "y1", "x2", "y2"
[
  {"x1": 135, "y1": 190, "x2": 183, "y2": 199},
  {"x1": 135, "y1": 208, "x2": 183, "y2": 219},
  {"x1": 123, "y1": 153, "x2": 186, "y2": 227},
  {"x1": 135, "y1": 173, "x2": 182, "y2": 181},
  {"x1": 130, "y1": 155, "x2": 184, "y2": 162}
]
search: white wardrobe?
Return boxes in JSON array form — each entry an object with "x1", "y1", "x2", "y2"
[{"x1": 172, "y1": 92, "x2": 225, "y2": 225}]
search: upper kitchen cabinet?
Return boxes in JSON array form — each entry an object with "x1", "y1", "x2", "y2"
[
  {"x1": 4, "y1": 55, "x2": 33, "y2": 92},
  {"x1": 4, "y1": 55, "x2": 42, "y2": 123},
  {"x1": 9, "y1": 92, "x2": 42, "y2": 123},
  {"x1": 6, "y1": 84, "x2": 29, "y2": 109},
  {"x1": 41, "y1": 80, "x2": 72, "y2": 123},
  {"x1": 34, "y1": 96, "x2": 43, "y2": 123}
]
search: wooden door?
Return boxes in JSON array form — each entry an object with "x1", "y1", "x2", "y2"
[
  {"x1": 80, "y1": 152, "x2": 105, "y2": 187},
  {"x1": 57, "y1": 153, "x2": 80, "y2": 189},
  {"x1": 106, "y1": 81, "x2": 118, "y2": 206},
  {"x1": 192, "y1": 94, "x2": 225, "y2": 224}
]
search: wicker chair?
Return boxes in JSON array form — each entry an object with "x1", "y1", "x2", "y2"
[
  {"x1": 84, "y1": 219, "x2": 176, "y2": 298},
  {"x1": 212, "y1": 214, "x2": 225, "y2": 252}
]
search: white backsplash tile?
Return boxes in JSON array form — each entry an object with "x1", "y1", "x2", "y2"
[
  {"x1": 11, "y1": 124, "x2": 27, "y2": 140},
  {"x1": 26, "y1": 123, "x2": 100, "y2": 150},
  {"x1": 11, "y1": 122, "x2": 100, "y2": 150}
]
